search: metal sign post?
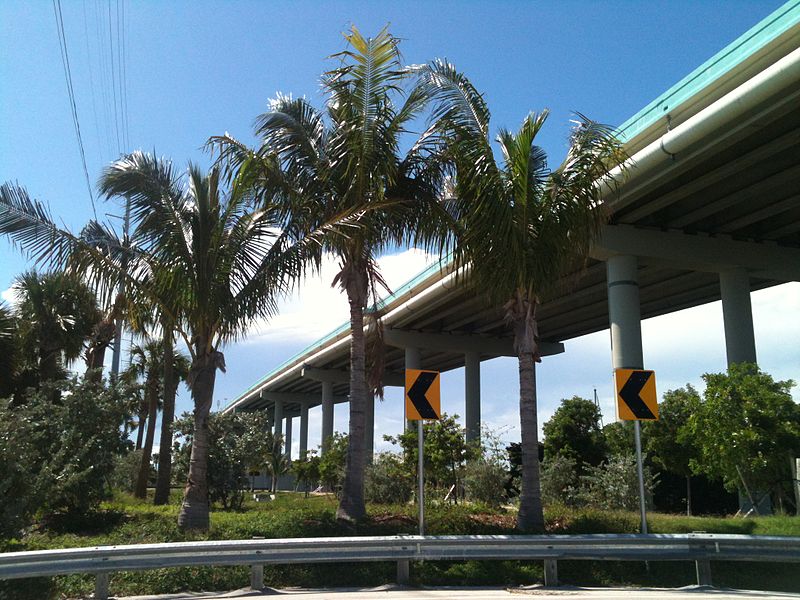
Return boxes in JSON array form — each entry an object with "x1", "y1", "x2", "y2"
[
  {"x1": 418, "y1": 420, "x2": 424, "y2": 536},
  {"x1": 405, "y1": 368, "x2": 441, "y2": 538},
  {"x1": 633, "y1": 420, "x2": 648, "y2": 534},
  {"x1": 614, "y1": 368, "x2": 658, "y2": 535}
]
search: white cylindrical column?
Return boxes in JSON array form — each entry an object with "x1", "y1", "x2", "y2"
[
  {"x1": 465, "y1": 351, "x2": 481, "y2": 445},
  {"x1": 607, "y1": 255, "x2": 644, "y2": 370},
  {"x1": 404, "y1": 347, "x2": 421, "y2": 431},
  {"x1": 284, "y1": 416, "x2": 293, "y2": 461},
  {"x1": 299, "y1": 402, "x2": 309, "y2": 458},
  {"x1": 273, "y1": 398, "x2": 284, "y2": 451},
  {"x1": 321, "y1": 381, "x2": 334, "y2": 453},
  {"x1": 719, "y1": 268, "x2": 757, "y2": 366}
]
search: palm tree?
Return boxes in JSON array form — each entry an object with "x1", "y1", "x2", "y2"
[
  {"x1": 418, "y1": 64, "x2": 626, "y2": 531},
  {"x1": 124, "y1": 338, "x2": 189, "y2": 499},
  {"x1": 13, "y1": 270, "x2": 100, "y2": 388},
  {"x1": 211, "y1": 27, "x2": 449, "y2": 522},
  {"x1": 98, "y1": 152, "x2": 348, "y2": 529}
]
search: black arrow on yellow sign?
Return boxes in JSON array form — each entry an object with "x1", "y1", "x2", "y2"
[
  {"x1": 619, "y1": 370, "x2": 656, "y2": 419},
  {"x1": 407, "y1": 371, "x2": 439, "y2": 419}
]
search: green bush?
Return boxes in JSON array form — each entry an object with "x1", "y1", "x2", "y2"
[
  {"x1": 540, "y1": 454, "x2": 581, "y2": 507},
  {"x1": 463, "y1": 459, "x2": 507, "y2": 507},
  {"x1": 110, "y1": 449, "x2": 145, "y2": 494},
  {"x1": 365, "y1": 452, "x2": 413, "y2": 504},
  {"x1": 580, "y1": 453, "x2": 658, "y2": 511},
  {"x1": 0, "y1": 377, "x2": 133, "y2": 537}
]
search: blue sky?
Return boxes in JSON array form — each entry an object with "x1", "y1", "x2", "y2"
[{"x1": 1, "y1": 1, "x2": 797, "y2": 454}]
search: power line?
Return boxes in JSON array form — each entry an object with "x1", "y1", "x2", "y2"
[
  {"x1": 52, "y1": 0, "x2": 98, "y2": 220},
  {"x1": 107, "y1": 0, "x2": 121, "y2": 153}
]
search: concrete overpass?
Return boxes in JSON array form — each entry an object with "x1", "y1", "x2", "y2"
[{"x1": 224, "y1": 2, "x2": 800, "y2": 462}]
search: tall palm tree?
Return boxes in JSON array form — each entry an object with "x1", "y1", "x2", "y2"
[
  {"x1": 211, "y1": 27, "x2": 449, "y2": 522},
  {"x1": 417, "y1": 64, "x2": 626, "y2": 531},
  {"x1": 99, "y1": 152, "x2": 349, "y2": 529}
]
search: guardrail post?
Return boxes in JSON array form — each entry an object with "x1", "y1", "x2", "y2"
[
  {"x1": 695, "y1": 560, "x2": 712, "y2": 586},
  {"x1": 250, "y1": 564, "x2": 264, "y2": 590},
  {"x1": 396, "y1": 559, "x2": 410, "y2": 585},
  {"x1": 94, "y1": 572, "x2": 109, "y2": 600},
  {"x1": 543, "y1": 559, "x2": 558, "y2": 586}
]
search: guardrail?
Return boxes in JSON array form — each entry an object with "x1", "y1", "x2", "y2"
[{"x1": 2, "y1": 533, "x2": 799, "y2": 599}]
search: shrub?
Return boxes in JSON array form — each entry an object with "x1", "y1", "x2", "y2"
[
  {"x1": 110, "y1": 450, "x2": 145, "y2": 494},
  {"x1": 540, "y1": 455, "x2": 581, "y2": 507},
  {"x1": 580, "y1": 453, "x2": 658, "y2": 511},
  {"x1": 365, "y1": 452, "x2": 413, "y2": 504},
  {"x1": 0, "y1": 377, "x2": 133, "y2": 537},
  {"x1": 464, "y1": 459, "x2": 507, "y2": 507}
]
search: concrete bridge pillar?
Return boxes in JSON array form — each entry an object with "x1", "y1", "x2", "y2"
[
  {"x1": 607, "y1": 254, "x2": 644, "y2": 371},
  {"x1": 273, "y1": 398, "x2": 284, "y2": 452},
  {"x1": 719, "y1": 268, "x2": 757, "y2": 366},
  {"x1": 465, "y1": 351, "x2": 481, "y2": 445},
  {"x1": 299, "y1": 402, "x2": 309, "y2": 458},
  {"x1": 321, "y1": 381, "x2": 334, "y2": 454},
  {"x1": 284, "y1": 416, "x2": 292, "y2": 461}
]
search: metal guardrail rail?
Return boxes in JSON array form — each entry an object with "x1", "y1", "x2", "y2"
[{"x1": 2, "y1": 533, "x2": 799, "y2": 599}]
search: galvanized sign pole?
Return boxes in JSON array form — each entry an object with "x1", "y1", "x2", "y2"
[
  {"x1": 633, "y1": 420, "x2": 648, "y2": 534},
  {"x1": 418, "y1": 420, "x2": 424, "y2": 536},
  {"x1": 614, "y1": 368, "x2": 658, "y2": 535}
]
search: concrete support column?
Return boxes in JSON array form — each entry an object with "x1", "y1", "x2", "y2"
[
  {"x1": 284, "y1": 416, "x2": 293, "y2": 461},
  {"x1": 464, "y1": 351, "x2": 481, "y2": 445},
  {"x1": 299, "y1": 402, "x2": 309, "y2": 458},
  {"x1": 719, "y1": 268, "x2": 757, "y2": 366},
  {"x1": 321, "y1": 381, "x2": 334, "y2": 453},
  {"x1": 607, "y1": 255, "x2": 644, "y2": 370},
  {"x1": 364, "y1": 392, "x2": 375, "y2": 464},
  {"x1": 273, "y1": 399, "x2": 284, "y2": 453},
  {"x1": 404, "y1": 347, "x2": 421, "y2": 431}
]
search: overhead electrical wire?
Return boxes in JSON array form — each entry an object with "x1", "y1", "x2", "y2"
[{"x1": 52, "y1": 0, "x2": 98, "y2": 219}]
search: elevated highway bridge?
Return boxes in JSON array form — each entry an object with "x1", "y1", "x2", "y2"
[{"x1": 225, "y1": 1, "x2": 800, "y2": 462}]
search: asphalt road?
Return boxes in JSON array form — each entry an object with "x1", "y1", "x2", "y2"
[{"x1": 119, "y1": 585, "x2": 800, "y2": 600}]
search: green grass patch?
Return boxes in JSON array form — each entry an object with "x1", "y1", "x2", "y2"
[{"x1": 2, "y1": 493, "x2": 799, "y2": 599}]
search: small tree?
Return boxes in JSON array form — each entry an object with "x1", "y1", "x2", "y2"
[
  {"x1": 688, "y1": 363, "x2": 800, "y2": 511},
  {"x1": 581, "y1": 453, "x2": 658, "y2": 511},
  {"x1": 386, "y1": 413, "x2": 475, "y2": 501},
  {"x1": 293, "y1": 451, "x2": 321, "y2": 497},
  {"x1": 540, "y1": 455, "x2": 581, "y2": 507},
  {"x1": 603, "y1": 421, "x2": 635, "y2": 458},
  {"x1": 318, "y1": 433, "x2": 349, "y2": 494},
  {"x1": 543, "y1": 396, "x2": 606, "y2": 473},
  {"x1": 646, "y1": 385, "x2": 701, "y2": 515},
  {"x1": 365, "y1": 452, "x2": 414, "y2": 504},
  {"x1": 174, "y1": 411, "x2": 271, "y2": 510}
]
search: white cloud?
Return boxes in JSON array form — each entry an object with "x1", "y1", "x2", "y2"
[
  {"x1": 243, "y1": 248, "x2": 438, "y2": 345},
  {"x1": 0, "y1": 286, "x2": 16, "y2": 305}
]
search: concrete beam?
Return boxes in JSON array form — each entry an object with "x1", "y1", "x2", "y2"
[
  {"x1": 301, "y1": 365, "x2": 405, "y2": 387},
  {"x1": 383, "y1": 328, "x2": 565, "y2": 358},
  {"x1": 261, "y1": 391, "x2": 348, "y2": 406},
  {"x1": 592, "y1": 225, "x2": 800, "y2": 282}
]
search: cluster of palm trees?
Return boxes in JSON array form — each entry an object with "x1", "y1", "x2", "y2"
[{"x1": 0, "y1": 27, "x2": 624, "y2": 532}]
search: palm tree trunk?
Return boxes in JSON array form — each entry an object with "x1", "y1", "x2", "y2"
[
  {"x1": 177, "y1": 347, "x2": 219, "y2": 531},
  {"x1": 135, "y1": 373, "x2": 159, "y2": 499},
  {"x1": 337, "y1": 270, "x2": 368, "y2": 522},
  {"x1": 508, "y1": 291, "x2": 545, "y2": 533},
  {"x1": 135, "y1": 410, "x2": 146, "y2": 450},
  {"x1": 154, "y1": 328, "x2": 176, "y2": 505},
  {"x1": 516, "y1": 349, "x2": 545, "y2": 532}
]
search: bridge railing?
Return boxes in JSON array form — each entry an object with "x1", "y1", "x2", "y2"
[{"x1": 2, "y1": 533, "x2": 799, "y2": 599}]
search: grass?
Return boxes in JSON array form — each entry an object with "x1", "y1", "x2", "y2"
[{"x1": 2, "y1": 492, "x2": 799, "y2": 599}]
